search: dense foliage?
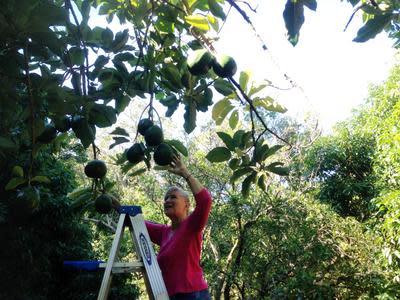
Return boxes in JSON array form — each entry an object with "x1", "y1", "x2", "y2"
[
  {"x1": 1, "y1": 0, "x2": 400, "y2": 299},
  {"x1": 294, "y1": 64, "x2": 400, "y2": 289}
]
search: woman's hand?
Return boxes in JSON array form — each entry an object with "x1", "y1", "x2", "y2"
[
  {"x1": 168, "y1": 154, "x2": 190, "y2": 179},
  {"x1": 168, "y1": 155, "x2": 203, "y2": 194}
]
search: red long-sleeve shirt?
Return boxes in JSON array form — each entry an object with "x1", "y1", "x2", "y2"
[{"x1": 145, "y1": 188, "x2": 212, "y2": 296}]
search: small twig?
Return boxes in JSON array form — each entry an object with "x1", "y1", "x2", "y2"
[
  {"x1": 343, "y1": 4, "x2": 366, "y2": 32},
  {"x1": 249, "y1": 109, "x2": 256, "y2": 147},
  {"x1": 226, "y1": 0, "x2": 267, "y2": 50},
  {"x1": 236, "y1": 0, "x2": 258, "y2": 13},
  {"x1": 83, "y1": 217, "x2": 116, "y2": 232},
  {"x1": 218, "y1": 5, "x2": 232, "y2": 34},
  {"x1": 192, "y1": 79, "x2": 215, "y2": 97}
]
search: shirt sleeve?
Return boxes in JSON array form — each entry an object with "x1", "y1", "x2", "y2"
[
  {"x1": 145, "y1": 221, "x2": 165, "y2": 246},
  {"x1": 186, "y1": 188, "x2": 212, "y2": 232}
]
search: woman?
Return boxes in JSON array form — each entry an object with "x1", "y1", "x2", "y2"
[{"x1": 145, "y1": 155, "x2": 212, "y2": 300}]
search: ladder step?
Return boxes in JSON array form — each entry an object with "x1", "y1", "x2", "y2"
[{"x1": 98, "y1": 261, "x2": 144, "y2": 274}]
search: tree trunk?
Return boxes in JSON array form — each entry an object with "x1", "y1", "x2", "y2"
[{"x1": 214, "y1": 238, "x2": 239, "y2": 300}]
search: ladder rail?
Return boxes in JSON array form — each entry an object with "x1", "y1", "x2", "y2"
[
  {"x1": 129, "y1": 214, "x2": 169, "y2": 300},
  {"x1": 97, "y1": 213, "x2": 126, "y2": 300},
  {"x1": 96, "y1": 207, "x2": 169, "y2": 300}
]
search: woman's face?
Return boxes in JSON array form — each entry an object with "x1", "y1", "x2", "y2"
[{"x1": 163, "y1": 189, "x2": 188, "y2": 220}]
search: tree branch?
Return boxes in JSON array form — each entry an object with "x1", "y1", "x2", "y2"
[{"x1": 228, "y1": 77, "x2": 291, "y2": 146}]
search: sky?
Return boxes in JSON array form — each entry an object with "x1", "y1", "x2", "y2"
[{"x1": 214, "y1": 0, "x2": 397, "y2": 133}]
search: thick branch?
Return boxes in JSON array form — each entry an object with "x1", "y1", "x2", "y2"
[{"x1": 24, "y1": 44, "x2": 35, "y2": 184}]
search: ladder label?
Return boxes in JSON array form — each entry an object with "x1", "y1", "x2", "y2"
[{"x1": 139, "y1": 232, "x2": 152, "y2": 265}]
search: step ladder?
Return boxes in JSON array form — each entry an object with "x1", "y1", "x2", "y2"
[{"x1": 98, "y1": 205, "x2": 169, "y2": 300}]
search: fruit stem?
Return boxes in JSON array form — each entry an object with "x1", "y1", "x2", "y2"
[
  {"x1": 135, "y1": 104, "x2": 151, "y2": 141},
  {"x1": 92, "y1": 142, "x2": 97, "y2": 159}
]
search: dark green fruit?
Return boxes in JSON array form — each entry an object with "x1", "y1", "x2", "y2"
[
  {"x1": 144, "y1": 125, "x2": 164, "y2": 147},
  {"x1": 95, "y1": 194, "x2": 113, "y2": 214},
  {"x1": 84, "y1": 160, "x2": 107, "y2": 178},
  {"x1": 138, "y1": 118, "x2": 154, "y2": 136},
  {"x1": 37, "y1": 125, "x2": 57, "y2": 143},
  {"x1": 54, "y1": 116, "x2": 71, "y2": 133},
  {"x1": 212, "y1": 54, "x2": 237, "y2": 78},
  {"x1": 153, "y1": 143, "x2": 174, "y2": 166},
  {"x1": 187, "y1": 49, "x2": 214, "y2": 76},
  {"x1": 126, "y1": 143, "x2": 145, "y2": 164}
]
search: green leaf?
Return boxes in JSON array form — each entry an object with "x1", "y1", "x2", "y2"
[
  {"x1": 89, "y1": 104, "x2": 117, "y2": 128},
  {"x1": 266, "y1": 162, "x2": 290, "y2": 176},
  {"x1": 115, "y1": 95, "x2": 131, "y2": 113},
  {"x1": 217, "y1": 132, "x2": 235, "y2": 151},
  {"x1": 5, "y1": 178, "x2": 27, "y2": 191},
  {"x1": 283, "y1": 0, "x2": 305, "y2": 46},
  {"x1": 253, "y1": 143, "x2": 268, "y2": 162},
  {"x1": 12, "y1": 166, "x2": 24, "y2": 178},
  {"x1": 212, "y1": 98, "x2": 234, "y2": 125},
  {"x1": 110, "y1": 127, "x2": 130, "y2": 137},
  {"x1": 109, "y1": 137, "x2": 130, "y2": 149},
  {"x1": 240, "y1": 131, "x2": 252, "y2": 150},
  {"x1": 239, "y1": 70, "x2": 251, "y2": 92},
  {"x1": 81, "y1": 0, "x2": 91, "y2": 20},
  {"x1": 0, "y1": 137, "x2": 16, "y2": 149},
  {"x1": 353, "y1": 14, "x2": 393, "y2": 43},
  {"x1": 348, "y1": 0, "x2": 360, "y2": 6},
  {"x1": 248, "y1": 82, "x2": 269, "y2": 97},
  {"x1": 214, "y1": 79, "x2": 235, "y2": 96},
  {"x1": 207, "y1": 15, "x2": 219, "y2": 32},
  {"x1": 67, "y1": 186, "x2": 92, "y2": 200},
  {"x1": 233, "y1": 130, "x2": 245, "y2": 148},
  {"x1": 242, "y1": 172, "x2": 257, "y2": 198},
  {"x1": 206, "y1": 147, "x2": 231, "y2": 162},
  {"x1": 160, "y1": 95, "x2": 178, "y2": 107},
  {"x1": 303, "y1": 0, "x2": 317, "y2": 11},
  {"x1": 185, "y1": 15, "x2": 210, "y2": 31},
  {"x1": 111, "y1": 29, "x2": 129, "y2": 52},
  {"x1": 94, "y1": 55, "x2": 109, "y2": 69},
  {"x1": 128, "y1": 168, "x2": 147, "y2": 177},
  {"x1": 262, "y1": 144, "x2": 284, "y2": 160},
  {"x1": 69, "y1": 47, "x2": 85, "y2": 66},
  {"x1": 102, "y1": 27, "x2": 114, "y2": 46},
  {"x1": 30, "y1": 2, "x2": 68, "y2": 30},
  {"x1": 208, "y1": 0, "x2": 226, "y2": 20},
  {"x1": 230, "y1": 167, "x2": 253, "y2": 183},
  {"x1": 30, "y1": 30, "x2": 64, "y2": 56},
  {"x1": 162, "y1": 64, "x2": 183, "y2": 89},
  {"x1": 252, "y1": 96, "x2": 287, "y2": 113},
  {"x1": 228, "y1": 158, "x2": 240, "y2": 170},
  {"x1": 114, "y1": 52, "x2": 135, "y2": 62},
  {"x1": 184, "y1": 102, "x2": 197, "y2": 134},
  {"x1": 71, "y1": 117, "x2": 95, "y2": 148},
  {"x1": 165, "y1": 139, "x2": 188, "y2": 156},
  {"x1": 31, "y1": 175, "x2": 51, "y2": 183},
  {"x1": 257, "y1": 174, "x2": 267, "y2": 192},
  {"x1": 229, "y1": 110, "x2": 239, "y2": 129}
]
